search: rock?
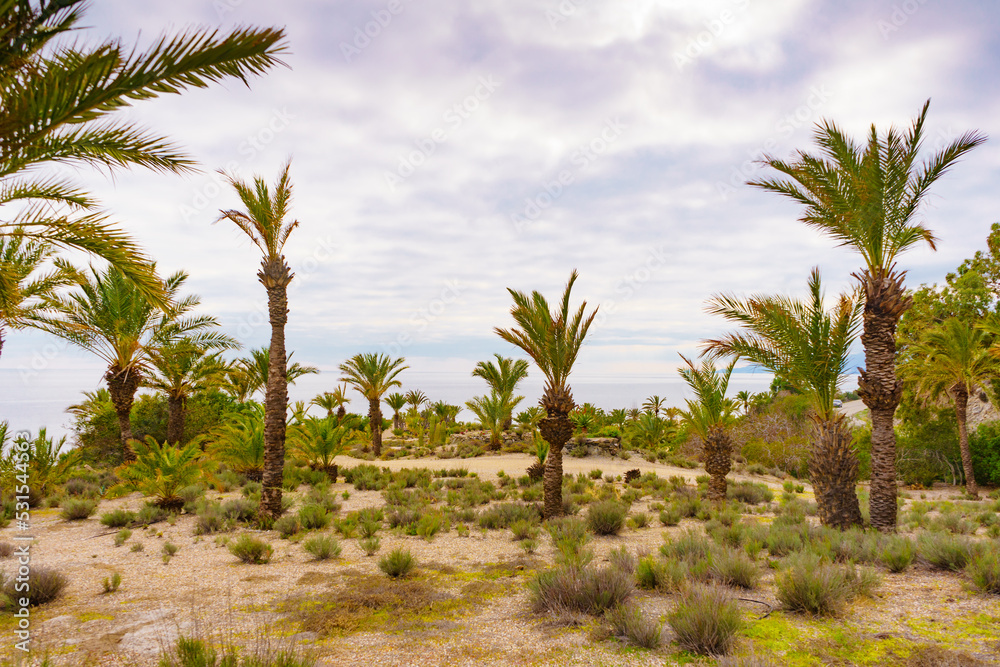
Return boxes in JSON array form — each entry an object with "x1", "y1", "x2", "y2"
[{"x1": 116, "y1": 610, "x2": 193, "y2": 658}]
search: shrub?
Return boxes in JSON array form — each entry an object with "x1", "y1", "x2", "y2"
[
  {"x1": 297, "y1": 504, "x2": 331, "y2": 531},
  {"x1": 510, "y1": 519, "x2": 540, "y2": 541},
  {"x1": 0, "y1": 543, "x2": 12, "y2": 558},
  {"x1": 966, "y1": 549, "x2": 1000, "y2": 594},
  {"x1": 1, "y1": 566, "x2": 67, "y2": 607},
  {"x1": 162, "y1": 542, "x2": 179, "y2": 556},
  {"x1": 659, "y1": 506, "x2": 682, "y2": 527},
  {"x1": 134, "y1": 504, "x2": 169, "y2": 526},
  {"x1": 379, "y1": 547, "x2": 416, "y2": 578},
  {"x1": 195, "y1": 504, "x2": 227, "y2": 535},
  {"x1": 880, "y1": 535, "x2": 916, "y2": 573},
  {"x1": 765, "y1": 525, "x2": 804, "y2": 557},
  {"x1": 359, "y1": 536, "x2": 381, "y2": 556},
  {"x1": 101, "y1": 571, "x2": 121, "y2": 594},
  {"x1": 668, "y1": 584, "x2": 744, "y2": 656},
  {"x1": 636, "y1": 556, "x2": 687, "y2": 592},
  {"x1": 608, "y1": 545, "x2": 636, "y2": 574},
  {"x1": 587, "y1": 500, "x2": 628, "y2": 536},
  {"x1": 114, "y1": 529, "x2": 132, "y2": 547},
  {"x1": 303, "y1": 534, "x2": 341, "y2": 561},
  {"x1": 220, "y1": 498, "x2": 256, "y2": 524},
  {"x1": 274, "y1": 514, "x2": 302, "y2": 539},
  {"x1": 661, "y1": 530, "x2": 713, "y2": 563},
  {"x1": 919, "y1": 532, "x2": 976, "y2": 571},
  {"x1": 605, "y1": 602, "x2": 661, "y2": 648},
  {"x1": 530, "y1": 565, "x2": 633, "y2": 615},
  {"x1": 478, "y1": 502, "x2": 540, "y2": 529},
  {"x1": 710, "y1": 547, "x2": 760, "y2": 590},
  {"x1": 546, "y1": 516, "x2": 593, "y2": 568},
  {"x1": 727, "y1": 481, "x2": 774, "y2": 505},
  {"x1": 228, "y1": 534, "x2": 273, "y2": 564},
  {"x1": 627, "y1": 512, "x2": 651, "y2": 529},
  {"x1": 59, "y1": 497, "x2": 97, "y2": 521},
  {"x1": 775, "y1": 554, "x2": 850, "y2": 616},
  {"x1": 100, "y1": 508, "x2": 137, "y2": 528}
]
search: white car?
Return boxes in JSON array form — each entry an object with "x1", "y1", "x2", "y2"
[{"x1": 833, "y1": 399, "x2": 843, "y2": 408}]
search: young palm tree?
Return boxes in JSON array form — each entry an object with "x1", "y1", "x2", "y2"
[
  {"x1": 384, "y1": 392, "x2": 408, "y2": 431},
  {"x1": 495, "y1": 270, "x2": 598, "y2": 519},
  {"x1": 108, "y1": 436, "x2": 211, "y2": 510},
  {"x1": 703, "y1": 268, "x2": 864, "y2": 528},
  {"x1": 405, "y1": 389, "x2": 428, "y2": 416},
  {"x1": 329, "y1": 383, "x2": 351, "y2": 422},
  {"x1": 145, "y1": 338, "x2": 237, "y2": 445},
  {"x1": 678, "y1": 355, "x2": 737, "y2": 502},
  {"x1": 339, "y1": 353, "x2": 408, "y2": 456},
  {"x1": 217, "y1": 162, "x2": 301, "y2": 521},
  {"x1": 472, "y1": 354, "x2": 530, "y2": 429},
  {"x1": 311, "y1": 392, "x2": 337, "y2": 418},
  {"x1": 289, "y1": 415, "x2": 358, "y2": 480},
  {"x1": 902, "y1": 317, "x2": 1000, "y2": 498},
  {"x1": 0, "y1": 2, "x2": 286, "y2": 300},
  {"x1": 0, "y1": 232, "x2": 79, "y2": 361},
  {"x1": 205, "y1": 405, "x2": 266, "y2": 482},
  {"x1": 642, "y1": 395, "x2": 666, "y2": 418},
  {"x1": 232, "y1": 346, "x2": 319, "y2": 399},
  {"x1": 750, "y1": 101, "x2": 986, "y2": 530},
  {"x1": 36, "y1": 267, "x2": 224, "y2": 459},
  {"x1": 466, "y1": 392, "x2": 514, "y2": 450}
]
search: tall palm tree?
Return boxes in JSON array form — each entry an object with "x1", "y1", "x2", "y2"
[
  {"x1": 749, "y1": 101, "x2": 986, "y2": 530},
  {"x1": 36, "y1": 267, "x2": 224, "y2": 459},
  {"x1": 642, "y1": 395, "x2": 666, "y2": 418},
  {"x1": 384, "y1": 392, "x2": 407, "y2": 431},
  {"x1": 0, "y1": 232, "x2": 79, "y2": 361},
  {"x1": 678, "y1": 355, "x2": 737, "y2": 502},
  {"x1": 144, "y1": 338, "x2": 236, "y2": 445},
  {"x1": 495, "y1": 270, "x2": 598, "y2": 519},
  {"x1": 339, "y1": 353, "x2": 408, "y2": 456},
  {"x1": 217, "y1": 161, "x2": 301, "y2": 521},
  {"x1": 902, "y1": 317, "x2": 1000, "y2": 498},
  {"x1": 472, "y1": 354, "x2": 530, "y2": 430},
  {"x1": 703, "y1": 268, "x2": 864, "y2": 528},
  {"x1": 0, "y1": 1, "x2": 286, "y2": 301},
  {"x1": 230, "y1": 346, "x2": 319, "y2": 400}
]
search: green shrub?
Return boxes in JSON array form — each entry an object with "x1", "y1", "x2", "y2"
[
  {"x1": 134, "y1": 504, "x2": 169, "y2": 526},
  {"x1": 919, "y1": 532, "x2": 976, "y2": 571},
  {"x1": 228, "y1": 534, "x2": 273, "y2": 564},
  {"x1": 627, "y1": 512, "x2": 651, "y2": 529},
  {"x1": 359, "y1": 536, "x2": 381, "y2": 556},
  {"x1": 303, "y1": 534, "x2": 341, "y2": 561},
  {"x1": 101, "y1": 508, "x2": 137, "y2": 528},
  {"x1": 101, "y1": 571, "x2": 121, "y2": 594},
  {"x1": 661, "y1": 530, "x2": 713, "y2": 563},
  {"x1": 880, "y1": 535, "x2": 916, "y2": 573},
  {"x1": 416, "y1": 512, "x2": 444, "y2": 541},
  {"x1": 636, "y1": 556, "x2": 687, "y2": 592},
  {"x1": 1, "y1": 566, "x2": 67, "y2": 607},
  {"x1": 765, "y1": 525, "x2": 805, "y2": 557},
  {"x1": 659, "y1": 506, "x2": 682, "y2": 527},
  {"x1": 220, "y1": 498, "x2": 255, "y2": 524},
  {"x1": 510, "y1": 519, "x2": 540, "y2": 541},
  {"x1": 727, "y1": 481, "x2": 774, "y2": 505},
  {"x1": 607, "y1": 545, "x2": 636, "y2": 574},
  {"x1": 114, "y1": 529, "x2": 132, "y2": 547},
  {"x1": 709, "y1": 547, "x2": 760, "y2": 590},
  {"x1": 605, "y1": 602, "x2": 661, "y2": 648},
  {"x1": 195, "y1": 504, "x2": 228, "y2": 535},
  {"x1": 668, "y1": 584, "x2": 744, "y2": 656},
  {"x1": 529, "y1": 565, "x2": 633, "y2": 615},
  {"x1": 297, "y1": 504, "x2": 331, "y2": 531},
  {"x1": 274, "y1": 514, "x2": 302, "y2": 539},
  {"x1": 586, "y1": 500, "x2": 628, "y2": 536},
  {"x1": 378, "y1": 547, "x2": 416, "y2": 578},
  {"x1": 775, "y1": 554, "x2": 850, "y2": 616},
  {"x1": 60, "y1": 497, "x2": 97, "y2": 521},
  {"x1": 966, "y1": 548, "x2": 1000, "y2": 594},
  {"x1": 478, "y1": 502, "x2": 540, "y2": 529},
  {"x1": 546, "y1": 516, "x2": 593, "y2": 568}
]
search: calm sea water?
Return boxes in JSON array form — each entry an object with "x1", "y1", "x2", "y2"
[{"x1": 0, "y1": 368, "x2": 793, "y2": 443}]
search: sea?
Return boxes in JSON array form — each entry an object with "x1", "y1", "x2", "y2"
[{"x1": 0, "y1": 367, "x2": 838, "y2": 445}]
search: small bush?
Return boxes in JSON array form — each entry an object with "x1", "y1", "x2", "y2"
[
  {"x1": 130, "y1": 542, "x2": 144, "y2": 552},
  {"x1": 101, "y1": 508, "x2": 137, "y2": 528},
  {"x1": 880, "y1": 535, "x2": 916, "y2": 573},
  {"x1": 668, "y1": 584, "x2": 744, "y2": 656},
  {"x1": 228, "y1": 534, "x2": 273, "y2": 564},
  {"x1": 775, "y1": 554, "x2": 850, "y2": 616},
  {"x1": 0, "y1": 543, "x2": 12, "y2": 558},
  {"x1": 162, "y1": 542, "x2": 179, "y2": 556},
  {"x1": 587, "y1": 500, "x2": 628, "y2": 536},
  {"x1": 659, "y1": 506, "x2": 682, "y2": 527},
  {"x1": 274, "y1": 514, "x2": 302, "y2": 539},
  {"x1": 605, "y1": 602, "x2": 661, "y2": 648},
  {"x1": 102, "y1": 571, "x2": 122, "y2": 594},
  {"x1": 546, "y1": 516, "x2": 593, "y2": 568},
  {"x1": 220, "y1": 498, "x2": 256, "y2": 523},
  {"x1": 359, "y1": 535, "x2": 381, "y2": 556},
  {"x1": 378, "y1": 547, "x2": 416, "y2": 578},
  {"x1": 510, "y1": 519, "x2": 540, "y2": 541},
  {"x1": 530, "y1": 565, "x2": 633, "y2": 615},
  {"x1": 134, "y1": 504, "x2": 169, "y2": 526},
  {"x1": 416, "y1": 512, "x2": 444, "y2": 541},
  {"x1": 60, "y1": 498, "x2": 97, "y2": 521},
  {"x1": 710, "y1": 547, "x2": 760, "y2": 590},
  {"x1": 627, "y1": 512, "x2": 651, "y2": 529},
  {"x1": 727, "y1": 481, "x2": 774, "y2": 505},
  {"x1": 2, "y1": 566, "x2": 67, "y2": 607},
  {"x1": 636, "y1": 556, "x2": 687, "y2": 592},
  {"x1": 919, "y1": 532, "x2": 976, "y2": 571},
  {"x1": 303, "y1": 534, "x2": 341, "y2": 561},
  {"x1": 478, "y1": 502, "x2": 540, "y2": 529},
  {"x1": 967, "y1": 549, "x2": 1000, "y2": 594},
  {"x1": 298, "y1": 504, "x2": 331, "y2": 531}
]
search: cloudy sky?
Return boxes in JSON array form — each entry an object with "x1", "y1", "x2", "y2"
[{"x1": 4, "y1": 0, "x2": 1000, "y2": 430}]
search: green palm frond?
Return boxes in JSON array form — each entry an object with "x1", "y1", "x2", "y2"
[
  {"x1": 903, "y1": 317, "x2": 1000, "y2": 405},
  {"x1": 677, "y1": 355, "x2": 737, "y2": 440},
  {"x1": 339, "y1": 353, "x2": 408, "y2": 401},
  {"x1": 217, "y1": 160, "x2": 299, "y2": 260},
  {"x1": 107, "y1": 436, "x2": 209, "y2": 505}
]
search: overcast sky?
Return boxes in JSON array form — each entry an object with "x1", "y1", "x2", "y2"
[{"x1": 4, "y1": 0, "x2": 1000, "y2": 426}]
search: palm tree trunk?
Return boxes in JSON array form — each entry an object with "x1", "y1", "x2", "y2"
[
  {"x1": 105, "y1": 365, "x2": 141, "y2": 461},
  {"x1": 539, "y1": 414, "x2": 573, "y2": 519},
  {"x1": 336, "y1": 405, "x2": 346, "y2": 423},
  {"x1": 703, "y1": 425, "x2": 732, "y2": 502},
  {"x1": 951, "y1": 384, "x2": 978, "y2": 498},
  {"x1": 259, "y1": 257, "x2": 291, "y2": 521},
  {"x1": 810, "y1": 415, "x2": 863, "y2": 529},
  {"x1": 368, "y1": 398, "x2": 383, "y2": 456},
  {"x1": 166, "y1": 394, "x2": 185, "y2": 445},
  {"x1": 856, "y1": 269, "x2": 909, "y2": 532},
  {"x1": 392, "y1": 412, "x2": 402, "y2": 431}
]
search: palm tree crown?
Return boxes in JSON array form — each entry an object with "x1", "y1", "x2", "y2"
[{"x1": 339, "y1": 353, "x2": 408, "y2": 455}]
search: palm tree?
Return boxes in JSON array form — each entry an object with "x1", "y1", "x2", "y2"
[
  {"x1": 144, "y1": 339, "x2": 234, "y2": 445},
  {"x1": 642, "y1": 395, "x2": 666, "y2": 418},
  {"x1": 626, "y1": 407, "x2": 641, "y2": 422},
  {"x1": 750, "y1": 101, "x2": 986, "y2": 530},
  {"x1": 205, "y1": 405, "x2": 266, "y2": 482},
  {"x1": 339, "y1": 353, "x2": 408, "y2": 456},
  {"x1": 472, "y1": 354, "x2": 530, "y2": 429},
  {"x1": 289, "y1": 415, "x2": 358, "y2": 480},
  {"x1": 902, "y1": 317, "x2": 1000, "y2": 498},
  {"x1": 36, "y1": 267, "x2": 224, "y2": 459},
  {"x1": 608, "y1": 408, "x2": 627, "y2": 430},
  {"x1": 678, "y1": 355, "x2": 737, "y2": 502},
  {"x1": 311, "y1": 392, "x2": 337, "y2": 418},
  {"x1": 0, "y1": 232, "x2": 79, "y2": 361},
  {"x1": 329, "y1": 383, "x2": 351, "y2": 422},
  {"x1": 217, "y1": 162, "x2": 301, "y2": 521},
  {"x1": 703, "y1": 268, "x2": 864, "y2": 528},
  {"x1": 495, "y1": 270, "x2": 598, "y2": 519},
  {"x1": 405, "y1": 389, "x2": 428, "y2": 416},
  {"x1": 230, "y1": 346, "x2": 319, "y2": 400},
  {"x1": 466, "y1": 392, "x2": 508, "y2": 450},
  {"x1": 0, "y1": 1, "x2": 286, "y2": 301},
  {"x1": 384, "y1": 392, "x2": 407, "y2": 431},
  {"x1": 734, "y1": 391, "x2": 753, "y2": 416}
]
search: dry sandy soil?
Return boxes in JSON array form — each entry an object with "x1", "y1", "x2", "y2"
[{"x1": 1, "y1": 453, "x2": 999, "y2": 666}]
